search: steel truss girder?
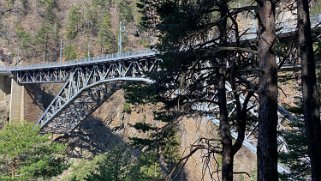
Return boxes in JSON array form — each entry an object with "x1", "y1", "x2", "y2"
[
  {"x1": 16, "y1": 68, "x2": 70, "y2": 83},
  {"x1": 14, "y1": 54, "x2": 158, "y2": 84},
  {"x1": 37, "y1": 58, "x2": 159, "y2": 133}
]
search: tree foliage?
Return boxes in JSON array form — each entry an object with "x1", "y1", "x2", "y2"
[
  {"x1": 63, "y1": 143, "x2": 163, "y2": 181},
  {"x1": 35, "y1": 23, "x2": 59, "y2": 54},
  {"x1": 0, "y1": 122, "x2": 68, "y2": 180},
  {"x1": 66, "y1": 6, "x2": 81, "y2": 39},
  {"x1": 38, "y1": 0, "x2": 58, "y2": 22},
  {"x1": 65, "y1": 2, "x2": 117, "y2": 54},
  {"x1": 280, "y1": 121, "x2": 310, "y2": 181},
  {"x1": 127, "y1": 108, "x2": 181, "y2": 177},
  {"x1": 98, "y1": 13, "x2": 117, "y2": 54},
  {"x1": 64, "y1": 45, "x2": 78, "y2": 60},
  {"x1": 118, "y1": 1, "x2": 134, "y2": 22},
  {"x1": 16, "y1": 26, "x2": 32, "y2": 51}
]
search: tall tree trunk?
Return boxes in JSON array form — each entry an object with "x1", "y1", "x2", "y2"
[
  {"x1": 217, "y1": 1, "x2": 233, "y2": 181},
  {"x1": 218, "y1": 72, "x2": 233, "y2": 181},
  {"x1": 298, "y1": 1, "x2": 321, "y2": 180},
  {"x1": 257, "y1": 0, "x2": 278, "y2": 180}
]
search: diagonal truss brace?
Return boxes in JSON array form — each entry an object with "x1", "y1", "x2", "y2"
[{"x1": 16, "y1": 68, "x2": 70, "y2": 83}]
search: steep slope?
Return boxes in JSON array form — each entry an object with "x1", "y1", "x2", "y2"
[{"x1": 0, "y1": 0, "x2": 148, "y2": 64}]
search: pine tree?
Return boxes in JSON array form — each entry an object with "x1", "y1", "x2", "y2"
[
  {"x1": 16, "y1": 26, "x2": 32, "y2": 51},
  {"x1": 256, "y1": 0, "x2": 278, "y2": 180},
  {"x1": 98, "y1": 13, "x2": 117, "y2": 54},
  {"x1": 64, "y1": 45, "x2": 78, "y2": 60},
  {"x1": 38, "y1": 0, "x2": 57, "y2": 22},
  {"x1": 66, "y1": 6, "x2": 81, "y2": 39},
  {"x1": 298, "y1": 0, "x2": 321, "y2": 180},
  {"x1": 118, "y1": 1, "x2": 134, "y2": 22},
  {"x1": 137, "y1": 0, "x2": 258, "y2": 180}
]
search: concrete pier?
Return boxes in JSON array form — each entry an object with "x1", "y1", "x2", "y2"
[{"x1": 9, "y1": 78, "x2": 24, "y2": 122}]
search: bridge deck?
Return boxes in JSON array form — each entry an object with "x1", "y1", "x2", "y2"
[{"x1": 0, "y1": 49, "x2": 155, "y2": 73}]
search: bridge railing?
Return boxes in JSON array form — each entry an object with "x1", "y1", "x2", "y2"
[{"x1": 0, "y1": 49, "x2": 155, "y2": 72}]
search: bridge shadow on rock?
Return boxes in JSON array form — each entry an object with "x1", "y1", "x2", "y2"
[
  {"x1": 25, "y1": 84, "x2": 57, "y2": 108},
  {"x1": 24, "y1": 84, "x2": 62, "y2": 122},
  {"x1": 55, "y1": 115, "x2": 127, "y2": 158}
]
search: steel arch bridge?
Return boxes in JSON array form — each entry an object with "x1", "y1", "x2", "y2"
[{"x1": 3, "y1": 49, "x2": 160, "y2": 133}]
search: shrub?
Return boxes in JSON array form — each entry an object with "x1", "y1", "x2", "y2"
[
  {"x1": 123, "y1": 103, "x2": 132, "y2": 114},
  {"x1": 63, "y1": 144, "x2": 164, "y2": 181}
]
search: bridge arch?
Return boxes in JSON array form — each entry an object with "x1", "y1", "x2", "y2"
[{"x1": 35, "y1": 57, "x2": 158, "y2": 133}]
